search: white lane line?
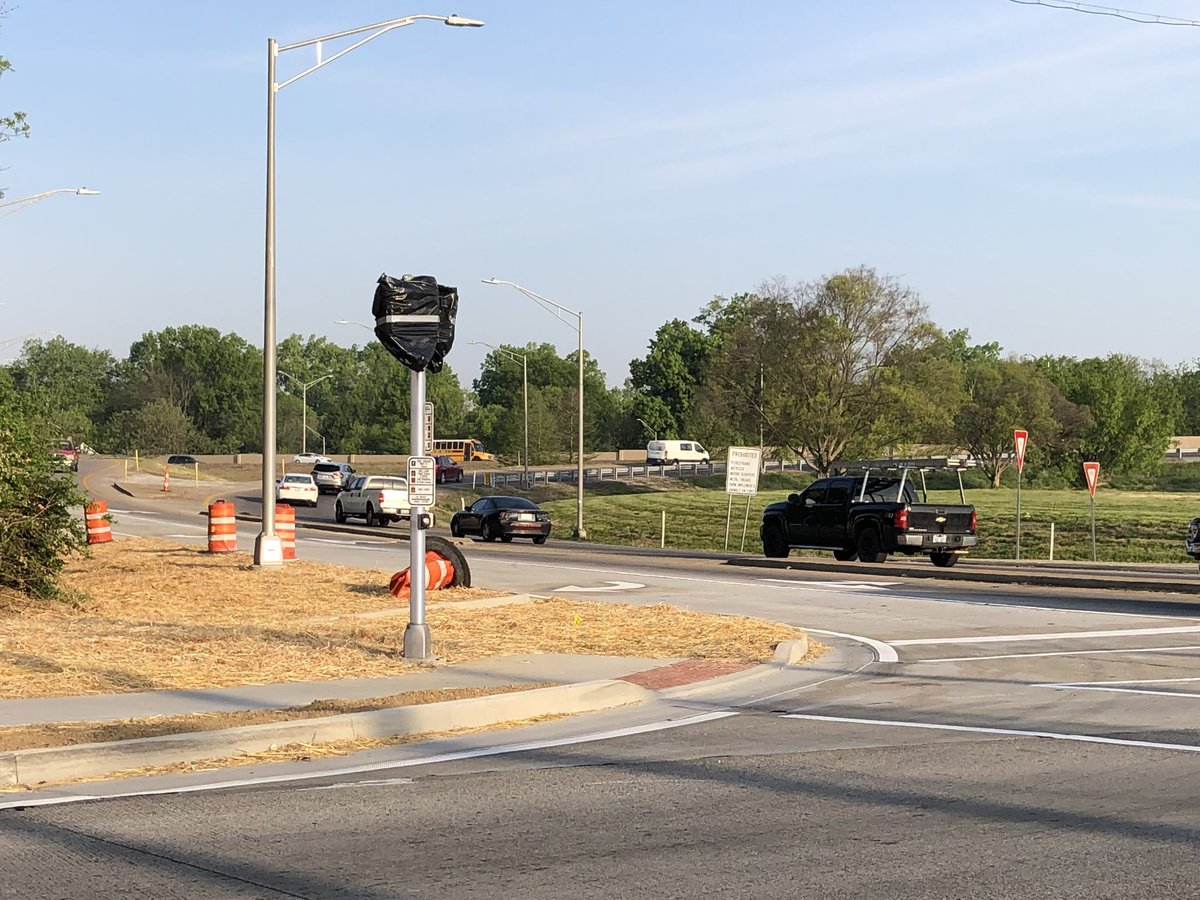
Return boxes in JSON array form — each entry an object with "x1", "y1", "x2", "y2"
[
  {"x1": 891, "y1": 625, "x2": 1200, "y2": 646},
  {"x1": 781, "y1": 713, "x2": 1200, "y2": 754},
  {"x1": 1053, "y1": 676, "x2": 1200, "y2": 687},
  {"x1": 759, "y1": 579, "x2": 899, "y2": 591},
  {"x1": 806, "y1": 628, "x2": 899, "y2": 664},
  {"x1": 1035, "y1": 684, "x2": 1200, "y2": 700},
  {"x1": 0, "y1": 710, "x2": 737, "y2": 811},
  {"x1": 917, "y1": 644, "x2": 1200, "y2": 663}
]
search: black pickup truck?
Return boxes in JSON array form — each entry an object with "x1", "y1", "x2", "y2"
[{"x1": 760, "y1": 467, "x2": 978, "y2": 567}]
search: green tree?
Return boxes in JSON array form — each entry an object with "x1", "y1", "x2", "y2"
[
  {"x1": 1035, "y1": 354, "x2": 1175, "y2": 482},
  {"x1": 0, "y1": 4, "x2": 31, "y2": 196},
  {"x1": 472, "y1": 342, "x2": 607, "y2": 460},
  {"x1": 103, "y1": 399, "x2": 204, "y2": 456},
  {"x1": 115, "y1": 326, "x2": 261, "y2": 452},
  {"x1": 9, "y1": 337, "x2": 115, "y2": 444},
  {"x1": 0, "y1": 393, "x2": 86, "y2": 599},
  {"x1": 628, "y1": 319, "x2": 714, "y2": 438},
  {"x1": 953, "y1": 357, "x2": 1062, "y2": 487},
  {"x1": 697, "y1": 268, "x2": 945, "y2": 473}
]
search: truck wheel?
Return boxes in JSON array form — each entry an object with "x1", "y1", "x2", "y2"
[
  {"x1": 366, "y1": 505, "x2": 378, "y2": 527},
  {"x1": 335, "y1": 502, "x2": 346, "y2": 524},
  {"x1": 856, "y1": 528, "x2": 887, "y2": 563},
  {"x1": 762, "y1": 523, "x2": 790, "y2": 558},
  {"x1": 931, "y1": 551, "x2": 958, "y2": 568},
  {"x1": 833, "y1": 549, "x2": 856, "y2": 562}
]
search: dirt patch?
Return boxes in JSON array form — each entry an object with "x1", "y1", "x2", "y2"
[
  {"x1": 0, "y1": 538, "x2": 806, "y2": 699},
  {"x1": 0, "y1": 683, "x2": 555, "y2": 752}
]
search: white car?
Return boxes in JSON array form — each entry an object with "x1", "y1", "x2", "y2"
[
  {"x1": 335, "y1": 475, "x2": 412, "y2": 527},
  {"x1": 293, "y1": 452, "x2": 330, "y2": 465},
  {"x1": 276, "y1": 473, "x2": 319, "y2": 507}
]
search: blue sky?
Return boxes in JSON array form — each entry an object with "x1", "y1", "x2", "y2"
[{"x1": 3, "y1": 1, "x2": 1199, "y2": 385}]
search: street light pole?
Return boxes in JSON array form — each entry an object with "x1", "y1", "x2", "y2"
[
  {"x1": 280, "y1": 371, "x2": 333, "y2": 455},
  {"x1": 255, "y1": 12, "x2": 484, "y2": 567},
  {"x1": 471, "y1": 341, "x2": 529, "y2": 488},
  {"x1": 482, "y1": 278, "x2": 586, "y2": 538},
  {"x1": 0, "y1": 187, "x2": 100, "y2": 219},
  {"x1": 635, "y1": 417, "x2": 657, "y2": 441}
]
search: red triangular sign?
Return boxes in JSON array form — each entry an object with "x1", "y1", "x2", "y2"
[
  {"x1": 1083, "y1": 462, "x2": 1100, "y2": 496},
  {"x1": 1014, "y1": 430, "x2": 1028, "y2": 472}
]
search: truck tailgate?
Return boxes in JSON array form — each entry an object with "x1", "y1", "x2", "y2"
[{"x1": 907, "y1": 504, "x2": 974, "y2": 533}]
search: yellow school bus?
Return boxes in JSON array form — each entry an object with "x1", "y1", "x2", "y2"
[{"x1": 431, "y1": 438, "x2": 496, "y2": 463}]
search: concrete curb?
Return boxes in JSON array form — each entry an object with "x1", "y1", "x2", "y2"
[
  {"x1": 729, "y1": 557, "x2": 1200, "y2": 595},
  {"x1": 1, "y1": 679, "x2": 653, "y2": 789},
  {"x1": 772, "y1": 638, "x2": 810, "y2": 667}
]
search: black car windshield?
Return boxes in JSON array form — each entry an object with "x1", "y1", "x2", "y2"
[{"x1": 493, "y1": 497, "x2": 538, "y2": 510}]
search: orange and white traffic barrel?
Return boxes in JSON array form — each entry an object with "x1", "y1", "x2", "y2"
[
  {"x1": 207, "y1": 500, "x2": 237, "y2": 553},
  {"x1": 276, "y1": 503, "x2": 296, "y2": 560},
  {"x1": 388, "y1": 550, "x2": 456, "y2": 600},
  {"x1": 85, "y1": 499, "x2": 112, "y2": 545},
  {"x1": 162, "y1": 465, "x2": 171, "y2": 492}
]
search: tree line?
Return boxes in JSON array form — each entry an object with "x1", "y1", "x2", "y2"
[{"x1": 3, "y1": 266, "x2": 1193, "y2": 486}]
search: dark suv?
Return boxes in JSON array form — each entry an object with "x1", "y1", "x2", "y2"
[
  {"x1": 1187, "y1": 518, "x2": 1200, "y2": 571},
  {"x1": 312, "y1": 461, "x2": 355, "y2": 495}
]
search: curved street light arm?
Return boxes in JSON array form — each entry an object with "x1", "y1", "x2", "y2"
[
  {"x1": 0, "y1": 188, "x2": 100, "y2": 218},
  {"x1": 481, "y1": 278, "x2": 580, "y2": 331},
  {"x1": 277, "y1": 14, "x2": 483, "y2": 90}
]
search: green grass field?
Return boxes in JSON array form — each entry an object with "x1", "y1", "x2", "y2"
[{"x1": 535, "y1": 477, "x2": 1199, "y2": 563}]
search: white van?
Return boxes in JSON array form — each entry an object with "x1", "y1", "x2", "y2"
[{"x1": 646, "y1": 440, "x2": 710, "y2": 466}]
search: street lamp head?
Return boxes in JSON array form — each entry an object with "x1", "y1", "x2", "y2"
[
  {"x1": 75, "y1": 188, "x2": 101, "y2": 196},
  {"x1": 444, "y1": 15, "x2": 485, "y2": 27}
]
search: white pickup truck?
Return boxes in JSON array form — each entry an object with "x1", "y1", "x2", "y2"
[{"x1": 334, "y1": 475, "x2": 411, "y2": 526}]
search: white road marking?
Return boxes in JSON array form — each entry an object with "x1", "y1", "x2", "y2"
[
  {"x1": 782, "y1": 713, "x2": 1200, "y2": 754},
  {"x1": 891, "y1": 625, "x2": 1200, "y2": 646},
  {"x1": 1050, "y1": 676, "x2": 1200, "y2": 687},
  {"x1": 1035, "y1": 683, "x2": 1200, "y2": 700},
  {"x1": 918, "y1": 644, "x2": 1200, "y2": 663},
  {"x1": 759, "y1": 579, "x2": 900, "y2": 591},
  {"x1": 805, "y1": 628, "x2": 899, "y2": 664},
  {"x1": 296, "y1": 777, "x2": 415, "y2": 791},
  {"x1": 552, "y1": 580, "x2": 645, "y2": 593},
  {"x1": 0, "y1": 710, "x2": 737, "y2": 811}
]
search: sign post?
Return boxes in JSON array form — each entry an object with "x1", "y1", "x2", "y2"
[
  {"x1": 371, "y1": 273, "x2": 458, "y2": 660},
  {"x1": 1013, "y1": 429, "x2": 1028, "y2": 561},
  {"x1": 724, "y1": 447, "x2": 762, "y2": 552},
  {"x1": 1083, "y1": 461, "x2": 1100, "y2": 562}
]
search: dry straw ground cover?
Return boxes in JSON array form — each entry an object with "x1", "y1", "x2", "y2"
[{"x1": 0, "y1": 538, "x2": 801, "y2": 700}]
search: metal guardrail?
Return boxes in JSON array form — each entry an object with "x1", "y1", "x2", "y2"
[{"x1": 466, "y1": 458, "x2": 812, "y2": 489}]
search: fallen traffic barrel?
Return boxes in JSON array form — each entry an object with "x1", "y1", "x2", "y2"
[
  {"x1": 85, "y1": 499, "x2": 112, "y2": 545},
  {"x1": 207, "y1": 500, "x2": 237, "y2": 553},
  {"x1": 276, "y1": 503, "x2": 296, "y2": 560}
]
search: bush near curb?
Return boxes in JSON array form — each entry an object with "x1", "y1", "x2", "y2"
[{"x1": 0, "y1": 395, "x2": 87, "y2": 600}]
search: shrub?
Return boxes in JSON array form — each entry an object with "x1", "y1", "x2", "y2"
[{"x1": 0, "y1": 395, "x2": 87, "y2": 598}]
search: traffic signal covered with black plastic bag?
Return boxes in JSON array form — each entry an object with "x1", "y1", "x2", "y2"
[{"x1": 372, "y1": 273, "x2": 458, "y2": 373}]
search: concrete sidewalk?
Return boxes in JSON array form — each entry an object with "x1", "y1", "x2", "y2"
[
  {"x1": 0, "y1": 646, "x2": 806, "y2": 791},
  {"x1": 0, "y1": 654, "x2": 681, "y2": 727}
]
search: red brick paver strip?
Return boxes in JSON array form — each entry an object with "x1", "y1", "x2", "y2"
[{"x1": 619, "y1": 659, "x2": 755, "y2": 691}]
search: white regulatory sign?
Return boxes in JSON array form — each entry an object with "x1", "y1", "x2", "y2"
[
  {"x1": 423, "y1": 402, "x2": 435, "y2": 450},
  {"x1": 407, "y1": 455, "x2": 437, "y2": 507},
  {"x1": 725, "y1": 446, "x2": 762, "y2": 495}
]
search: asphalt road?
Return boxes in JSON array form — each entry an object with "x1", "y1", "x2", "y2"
[{"x1": 11, "y1": 459, "x2": 1197, "y2": 897}]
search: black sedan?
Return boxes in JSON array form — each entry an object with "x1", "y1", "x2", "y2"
[{"x1": 450, "y1": 496, "x2": 551, "y2": 544}]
